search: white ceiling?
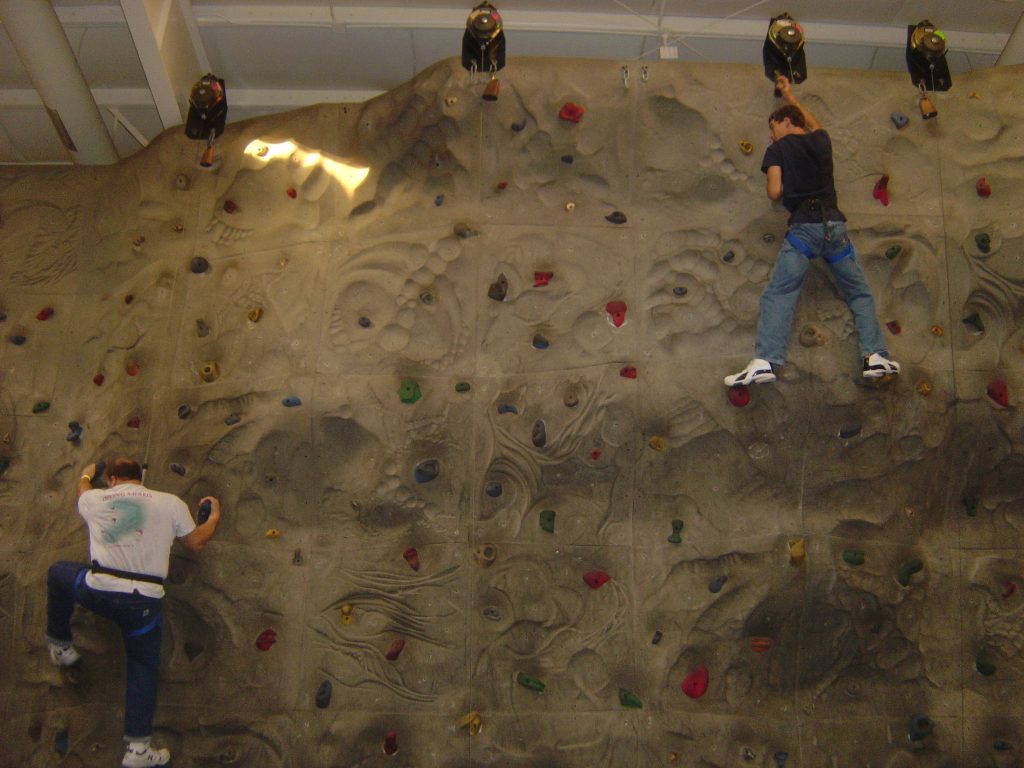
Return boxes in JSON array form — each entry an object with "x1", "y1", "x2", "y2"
[{"x1": 1, "y1": 0, "x2": 1022, "y2": 164}]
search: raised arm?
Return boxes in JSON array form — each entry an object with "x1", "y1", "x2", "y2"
[
  {"x1": 776, "y1": 75, "x2": 820, "y2": 132},
  {"x1": 76, "y1": 463, "x2": 97, "y2": 500},
  {"x1": 177, "y1": 496, "x2": 221, "y2": 552}
]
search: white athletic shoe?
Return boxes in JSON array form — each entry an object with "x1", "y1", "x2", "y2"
[
  {"x1": 48, "y1": 642, "x2": 80, "y2": 667},
  {"x1": 122, "y1": 743, "x2": 171, "y2": 767},
  {"x1": 724, "y1": 358, "x2": 777, "y2": 387},
  {"x1": 863, "y1": 353, "x2": 901, "y2": 378}
]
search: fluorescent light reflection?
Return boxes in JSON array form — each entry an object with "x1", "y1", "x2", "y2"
[{"x1": 244, "y1": 139, "x2": 370, "y2": 196}]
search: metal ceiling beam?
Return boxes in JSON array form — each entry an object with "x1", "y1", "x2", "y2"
[
  {"x1": 119, "y1": 0, "x2": 209, "y2": 129},
  {"x1": 0, "y1": 87, "x2": 383, "y2": 109}
]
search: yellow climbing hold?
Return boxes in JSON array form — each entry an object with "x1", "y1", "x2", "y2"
[
  {"x1": 458, "y1": 710, "x2": 482, "y2": 735},
  {"x1": 648, "y1": 436, "x2": 667, "y2": 452},
  {"x1": 916, "y1": 381, "x2": 932, "y2": 397},
  {"x1": 248, "y1": 307, "x2": 263, "y2": 323},
  {"x1": 199, "y1": 361, "x2": 220, "y2": 383},
  {"x1": 739, "y1": 140, "x2": 754, "y2": 155},
  {"x1": 969, "y1": 91, "x2": 981, "y2": 100},
  {"x1": 340, "y1": 604, "x2": 354, "y2": 624},
  {"x1": 265, "y1": 528, "x2": 280, "y2": 539},
  {"x1": 565, "y1": 201, "x2": 576, "y2": 212},
  {"x1": 788, "y1": 538, "x2": 806, "y2": 566}
]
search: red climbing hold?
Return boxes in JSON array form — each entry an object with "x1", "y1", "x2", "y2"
[
  {"x1": 223, "y1": 199, "x2": 238, "y2": 213},
  {"x1": 619, "y1": 365, "x2": 637, "y2": 379},
  {"x1": 403, "y1": 547, "x2": 420, "y2": 571},
  {"x1": 127, "y1": 416, "x2": 141, "y2": 429},
  {"x1": 383, "y1": 730, "x2": 398, "y2": 755},
  {"x1": 125, "y1": 361, "x2": 141, "y2": 376},
  {"x1": 1004, "y1": 581, "x2": 1017, "y2": 598},
  {"x1": 36, "y1": 306, "x2": 54, "y2": 321},
  {"x1": 589, "y1": 448, "x2": 602, "y2": 460},
  {"x1": 559, "y1": 102, "x2": 584, "y2": 123},
  {"x1": 533, "y1": 271, "x2": 553, "y2": 287},
  {"x1": 385, "y1": 638, "x2": 406, "y2": 660},
  {"x1": 496, "y1": 180, "x2": 508, "y2": 191},
  {"x1": 885, "y1": 320, "x2": 902, "y2": 335},
  {"x1": 681, "y1": 664, "x2": 709, "y2": 698},
  {"x1": 976, "y1": 177, "x2": 992, "y2": 198},
  {"x1": 93, "y1": 373, "x2": 105, "y2": 386},
  {"x1": 605, "y1": 300, "x2": 627, "y2": 328},
  {"x1": 255, "y1": 628, "x2": 277, "y2": 651},
  {"x1": 872, "y1": 175, "x2": 890, "y2": 207},
  {"x1": 286, "y1": 187, "x2": 297, "y2": 198},
  {"x1": 583, "y1": 571, "x2": 610, "y2": 589},
  {"x1": 987, "y1": 378, "x2": 1009, "y2": 407},
  {"x1": 727, "y1": 386, "x2": 750, "y2": 408},
  {"x1": 749, "y1": 637, "x2": 773, "y2": 653}
]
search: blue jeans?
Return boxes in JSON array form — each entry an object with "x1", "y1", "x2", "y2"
[
  {"x1": 754, "y1": 222, "x2": 887, "y2": 365},
  {"x1": 46, "y1": 561, "x2": 163, "y2": 741}
]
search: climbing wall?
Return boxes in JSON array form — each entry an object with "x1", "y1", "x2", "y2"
[{"x1": 1, "y1": 57, "x2": 1022, "y2": 767}]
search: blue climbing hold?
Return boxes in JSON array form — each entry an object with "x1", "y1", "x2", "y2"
[
  {"x1": 66, "y1": 421, "x2": 83, "y2": 442},
  {"x1": 890, "y1": 111, "x2": 909, "y2": 129},
  {"x1": 708, "y1": 575, "x2": 727, "y2": 594},
  {"x1": 497, "y1": 404, "x2": 518, "y2": 415},
  {"x1": 532, "y1": 334, "x2": 549, "y2": 350},
  {"x1": 773, "y1": 752, "x2": 788, "y2": 767},
  {"x1": 315, "y1": 679, "x2": 332, "y2": 709},
  {"x1": 511, "y1": 120, "x2": 526, "y2": 132},
  {"x1": 651, "y1": 630, "x2": 662, "y2": 645},
  {"x1": 673, "y1": 286, "x2": 687, "y2": 297},
  {"x1": 177, "y1": 404, "x2": 191, "y2": 419},
  {"x1": 485, "y1": 481, "x2": 502, "y2": 498},
  {"x1": 282, "y1": 396, "x2": 302, "y2": 407},
  {"x1": 358, "y1": 316, "x2": 372, "y2": 328},
  {"x1": 170, "y1": 463, "x2": 186, "y2": 476},
  {"x1": 413, "y1": 459, "x2": 440, "y2": 484},
  {"x1": 54, "y1": 729, "x2": 68, "y2": 756},
  {"x1": 10, "y1": 334, "x2": 26, "y2": 346},
  {"x1": 434, "y1": 194, "x2": 444, "y2": 206},
  {"x1": 907, "y1": 714, "x2": 933, "y2": 742},
  {"x1": 224, "y1": 413, "x2": 240, "y2": 426}
]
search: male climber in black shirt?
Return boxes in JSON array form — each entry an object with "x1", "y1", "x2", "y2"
[{"x1": 724, "y1": 74, "x2": 900, "y2": 386}]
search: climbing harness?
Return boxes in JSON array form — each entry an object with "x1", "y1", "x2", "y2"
[
  {"x1": 784, "y1": 231, "x2": 852, "y2": 264},
  {"x1": 90, "y1": 560, "x2": 164, "y2": 586}
]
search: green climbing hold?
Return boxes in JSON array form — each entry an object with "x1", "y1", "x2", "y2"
[
  {"x1": 963, "y1": 497, "x2": 978, "y2": 517},
  {"x1": 667, "y1": 519, "x2": 683, "y2": 544},
  {"x1": 841, "y1": 549, "x2": 865, "y2": 566},
  {"x1": 618, "y1": 688, "x2": 643, "y2": 709},
  {"x1": 897, "y1": 559, "x2": 924, "y2": 587},
  {"x1": 455, "y1": 381, "x2": 471, "y2": 393},
  {"x1": 885, "y1": 245, "x2": 902, "y2": 260},
  {"x1": 516, "y1": 671, "x2": 545, "y2": 692},
  {"x1": 32, "y1": 401, "x2": 50, "y2": 414},
  {"x1": 539, "y1": 509, "x2": 555, "y2": 533},
  {"x1": 975, "y1": 653, "x2": 996, "y2": 676},
  {"x1": 398, "y1": 379, "x2": 422, "y2": 404}
]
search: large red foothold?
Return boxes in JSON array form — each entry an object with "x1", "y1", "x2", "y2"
[
  {"x1": 681, "y1": 664, "x2": 709, "y2": 698},
  {"x1": 36, "y1": 306, "x2": 54, "y2": 321},
  {"x1": 559, "y1": 102, "x2": 584, "y2": 123},
  {"x1": 619, "y1": 365, "x2": 637, "y2": 379},
  {"x1": 403, "y1": 547, "x2": 420, "y2": 571},
  {"x1": 583, "y1": 571, "x2": 610, "y2": 589},
  {"x1": 385, "y1": 638, "x2": 406, "y2": 660},
  {"x1": 255, "y1": 628, "x2": 277, "y2": 651},
  {"x1": 987, "y1": 378, "x2": 1009, "y2": 407},
  {"x1": 383, "y1": 730, "x2": 399, "y2": 755},
  {"x1": 533, "y1": 271, "x2": 553, "y2": 287},
  {"x1": 873, "y1": 175, "x2": 890, "y2": 207},
  {"x1": 727, "y1": 386, "x2": 750, "y2": 408},
  {"x1": 976, "y1": 177, "x2": 992, "y2": 198},
  {"x1": 606, "y1": 300, "x2": 627, "y2": 328}
]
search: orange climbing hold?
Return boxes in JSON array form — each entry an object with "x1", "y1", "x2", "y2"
[
  {"x1": 788, "y1": 538, "x2": 806, "y2": 566},
  {"x1": 872, "y1": 175, "x2": 890, "y2": 206},
  {"x1": 583, "y1": 571, "x2": 610, "y2": 589},
  {"x1": 680, "y1": 664, "x2": 709, "y2": 698},
  {"x1": 749, "y1": 637, "x2": 773, "y2": 653},
  {"x1": 976, "y1": 178, "x2": 992, "y2": 198},
  {"x1": 606, "y1": 300, "x2": 627, "y2": 327},
  {"x1": 559, "y1": 102, "x2": 584, "y2": 123},
  {"x1": 403, "y1": 547, "x2": 420, "y2": 571}
]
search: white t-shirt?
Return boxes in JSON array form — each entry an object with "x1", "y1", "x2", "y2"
[{"x1": 78, "y1": 483, "x2": 196, "y2": 599}]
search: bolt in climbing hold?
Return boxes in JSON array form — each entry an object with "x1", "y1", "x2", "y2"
[
  {"x1": 788, "y1": 538, "x2": 806, "y2": 566},
  {"x1": 265, "y1": 529, "x2": 280, "y2": 539},
  {"x1": 170, "y1": 463, "x2": 185, "y2": 476},
  {"x1": 93, "y1": 373, "x2": 105, "y2": 386},
  {"x1": 383, "y1": 730, "x2": 398, "y2": 755},
  {"x1": 583, "y1": 571, "x2": 610, "y2": 589},
  {"x1": 930, "y1": 325, "x2": 943, "y2": 336},
  {"x1": 619, "y1": 688, "x2": 643, "y2": 708},
  {"x1": 127, "y1": 416, "x2": 141, "y2": 428},
  {"x1": 224, "y1": 413, "x2": 240, "y2": 426},
  {"x1": 32, "y1": 401, "x2": 50, "y2": 414},
  {"x1": 842, "y1": 549, "x2": 865, "y2": 566},
  {"x1": 681, "y1": 665, "x2": 709, "y2": 698},
  {"x1": 66, "y1": 421, "x2": 83, "y2": 442},
  {"x1": 667, "y1": 519, "x2": 683, "y2": 544},
  {"x1": 248, "y1": 307, "x2": 263, "y2": 323},
  {"x1": 385, "y1": 638, "x2": 405, "y2": 660},
  {"x1": 282, "y1": 396, "x2": 302, "y2": 407},
  {"x1": 199, "y1": 362, "x2": 220, "y2": 382},
  {"x1": 728, "y1": 386, "x2": 750, "y2": 408},
  {"x1": 620, "y1": 366, "x2": 637, "y2": 379},
  {"x1": 885, "y1": 245, "x2": 902, "y2": 260},
  {"x1": 482, "y1": 606, "x2": 501, "y2": 621},
  {"x1": 9, "y1": 334, "x2": 26, "y2": 345},
  {"x1": 189, "y1": 256, "x2": 209, "y2": 274},
  {"x1": 605, "y1": 300, "x2": 627, "y2": 327},
  {"x1": 403, "y1": 547, "x2": 420, "y2": 571},
  {"x1": 976, "y1": 178, "x2": 992, "y2": 197},
  {"x1": 539, "y1": 509, "x2": 555, "y2": 533},
  {"x1": 398, "y1": 379, "x2": 422, "y2": 404},
  {"x1": 177, "y1": 404, "x2": 191, "y2": 419},
  {"x1": 708, "y1": 575, "x2": 727, "y2": 593},
  {"x1": 340, "y1": 604, "x2": 353, "y2": 624},
  {"x1": 897, "y1": 559, "x2": 924, "y2": 587},
  {"x1": 907, "y1": 714, "x2": 933, "y2": 742},
  {"x1": 559, "y1": 102, "x2": 584, "y2": 123},
  {"x1": 473, "y1": 544, "x2": 496, "y2": 567},
  {"x1": 413, "y1": 459, "x2": 440, "y2": 484},
  {"x1": 987, "y1": 379, "x2": 1009, "y2": 407},
  {"x1": 223, "y1": 200, "x2": 238, "y2": 213},
  {"x1": 532, "y1": 420, "x2": 547, "y2": 448},
  {"x1": 605, "y1": 210, "x2": 627, "y2": 225},
  {"x1": 975, "y1": 233, "x2": 991, "y2": 254},
  {"x1": 885, "y1": 320, "x2": 901, "y2": 334},
  {"x1": 315, "y1": 680, "x2": 332, "y2": 708},
  {"x1": 739, "y1": 140, "x2": 754, "y2": 154},
  {"x1": 458, "y1": 711, "x2": 482, "y2": 735},
  {"x1": 533, "y1": 271, "x2": 553, "y2": 287},
  {"x1": 962, "y1": 312, "x2": 985, "y2": 334},
  {"x1": 488, "y1": 273, "x2": 508, "y2": 301},
  {"x1": 649, "y1": 436, "x2": 666, "y2": 452},
  {"x1": 890, "y1": 112, "x2": 909, "y2": 129},
  {"x1": 516, "y1": 671, "x2": 545, "y2": 692},
  {"x1": 485, "y1": 481, "x2": 502, "y2": 497},
  {"x1": 36, "y1": 306, "x2": 54, "y2": 321},
  {"x1": 749, "y1": 637, "x2": 773, "y2": 652},
  {"x1": 532, "y1": 334, "x2": 550, "y2": 350},
  {"x1": 872, "y1": 174, "x2": 890, "y2": 206},
  {"x1": 292, "y1": 548, "x2": 303, "y2": 565}
]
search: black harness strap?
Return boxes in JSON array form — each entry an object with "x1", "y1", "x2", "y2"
[{"x1": 90, "y1": 560, "x2": 164, "y2": 585}]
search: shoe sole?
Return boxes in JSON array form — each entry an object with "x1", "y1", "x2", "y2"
[
  {"x1": 725, "y1": 372, "x2": 776, "y2": 387},
  {"x1": 863, "y1": 369, "x2": 900, "y2": 379}
]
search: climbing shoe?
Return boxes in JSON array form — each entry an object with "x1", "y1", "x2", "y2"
[
  {"x1": 122, "y1": 743, "x2": 171, "y2": 767},
  {"x1": 48, "y1": 641, "x2": 80, "y2": 667},
  {"x1": 724, "y1": 359, "x2": 776, "y2": 387},
  {"x1": 863, "y1": 353, "x2": 901, "y2": 379}
]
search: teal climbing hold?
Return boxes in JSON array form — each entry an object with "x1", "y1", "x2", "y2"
[
  {"x1": 398, "y1": 379, "x2": 422, "y2": 404},
  {"x1": 282, "y1": 396, "x2": 302, "y2": 407},
  {"x1": 897, "y1": 559, "x2": 924, "y2": 587},
  {"x1": 455, "y1": 381, "x2": 471, "y2": 393},
  {"x1": 618, "y1": 688, "x2": 642, "y2": 709},
  {"x1": 907, "y1": 714, "x2": 933, "y2": 742},
  {"x1": 975, "y1": 653, "x2": 996, "y2": 676},
  {"x1": 842, "y1": 549, "x2": 865, "y2": 566},
  {"x1": 516, "y1": 671, "x2": 545, "y2": 692},
  {"x1": 539, "y1": 509, "x2": 555, "y2": 532},
  {"x1": 667, "y1": 519, "x2": 683, "y2": 544},
  {"x1": 884, "y1": 245, "x2": 902, "y2": 260},
  {"x1": 963, "y1": 497, "x2": 978, "y2": 517},
  {"x1": 708, "y1": 575, "x2": 727, "y2": 593}
]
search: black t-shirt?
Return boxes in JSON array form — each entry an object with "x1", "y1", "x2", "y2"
[{"x1": 761, "y1": 129, "x2": 845, "y2": 224}]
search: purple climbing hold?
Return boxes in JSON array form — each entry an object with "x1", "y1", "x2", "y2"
[
  {"x1": 177, "y1": 404, "x2": 191, "y2": 419},
  {"x1": 170, "y1": 463, "x2": 186, "y2": 476},
  {"x1": 358, "y1": 316, "x2": 372, "y2": 328},
  {"x1": 561, "y1": 154, "x2": 574, "y2": 164}
]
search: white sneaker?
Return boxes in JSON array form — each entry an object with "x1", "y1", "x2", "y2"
[
  {"x1": 724, "y1": 358, "x2": 776, "y2": 387},
  {"x1": 863, "y1": 353, "x2": 901, "y2": 378},
  {"x1": 48, "y1": 642, "x2": 80, "y2": 667},
  {"x1": 122, "y1": 743, "x2": 171, "y2": 767}
]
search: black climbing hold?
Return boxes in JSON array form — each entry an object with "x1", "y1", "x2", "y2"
[
  {"x1": 994, "y1": 741, "x2": 1013, "y2": 751},
  {"x1": 454, "y1": 222, "x2": 478, "y2": 238},
  {"x1": 419, "y1": 290, "x2": 434, "y2": 305},
  {"x1": 292, "y1": 548, "x2": 303, "y2": 565},
  {"x1": 189, "y1": 256, "x2": 209, "y2": 274},
  {"x1": 532, "y1": 334, "x2": 549, "y2": 350},
  {"x1": 762, "y1": 233, "x2": 776, "y2": 244},
  {"x1": 177, "y1": 404, "x2": 191, "y2": 419},
  {"x1": 170, "y1": 463, "x2": 186, "y2": 476},
  {"x1": 196, "y1": 319, "x2": 210, "y2": 337},
  {"x1": 434, "y1": 194, "x2": 444, "y2": 206},
  {"x1": 885, "y1": 245, "x2": 902, "y2": 260},
  {"x1": 651, "y1": 630, "x2": 662, "y2": 645},
  {"x1": 708, "y1": 575, "x2": 727, "y2": 594},
  {"x1": 975, "y1": 653, "x2": 996, "y2": 676},
  {"x1": 907, "y1": 714, "x2": 933, "y2": 742},
  {"x1": 54, "y1": 729, "x2": 68, "y2": 756},
  {"x1": 455, "y1": 381, "x2": 471, "y2": 393},
  {"x1": 722, "y1": 250, "x2": 735, "y2": 263},
  {"x1": 963, "y1": 497, "x2": 978, "y2": 517},
  {"x1": 975, "y1": 233, "x2": 991, "y2": 253},
  {"x1": 224, "y1": 413, "x2": 240, "y2": 426},
  {"x1": 92, "y1": 460, "x2": 106, "y2": 485},
  {"x1": 532, "y1": 420, "x2": 546, "y2": 448},
  {"x1": 561, "y1": 154, "x2": 573, "y2": 164},
  {"x1": 485, "y1": 481, "x2": 502, "y2": 498},
  {"x1": 962, "y1": 312, "x2": 985, "y2": 335},
  {"x1": 349, "y1": 200, "x2": 376, "y2": 217},
  {"x1": 315, "y1": 679, "x2": 333, "y2": 709},
  {"x1": 413, "y1": 459, "x2": 440, "y2": 484},
  {"x1": 497, "y1": 404, "x2": 518, "y2": 415},
  {"x1": 605, "y1": 211, "x2": 627, "y2": 225},
  {"x1": 184, "y1": 642, "x2": 204, "y2": 661},
  {"x1": 488, "y1": 273, "x2": 508, "y2": 302},
  {"x1": 197, "y1": 500, "x2": 212, "y2": 524},
  {"x1": 0, "y1": 311, "x2": 5, "y2": 322},
  {"x1": 10, "y1": 334, "x2": 26, "y2": 346},
  {"x1": 0, "y1": 458, "x2": 9, "y2": 478},
  {"x1": 673, "y1": 286, "x2": 688, "y2": 297},
  {"x1": 838, "y1": 424, "x2": 862, "y2": 439},
  {"x1": 358, "y1": 316, "x2": 372, "y2": 328},
  {"x1": 511, "y1": 120, "x2": 526, "y2": 132},
  {"x1": 897, "y1": 559, "x2": 924, "y2": 587},
  {"x1": 772, "y1": 752, "x2": 788, "y2": 768}
]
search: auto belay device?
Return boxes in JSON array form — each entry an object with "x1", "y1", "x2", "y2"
[
  {"x1": 185, "y1": 74, "x2": 227, "y2": 167},
  {"x1": 462, "y1": 2, "x2": 505, "y2": 101},
  {"x1": 906, "y1": 21, "x2": 951, "y2": 93},
  {"x1": 763, "y1": 13, "x2": 807, "y2": 93}
]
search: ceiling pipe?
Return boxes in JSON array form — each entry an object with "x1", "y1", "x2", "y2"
[
  {"x1": 997, "y1": 10, "x2": 1024, "y2": 65},
  {"x1": 0, "y1": 0, "x2": 118, "y2": 164}
]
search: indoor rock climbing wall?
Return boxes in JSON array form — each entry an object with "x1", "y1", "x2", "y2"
[{"x1": 1, "y1": 56, "x2": 1022, "y2": 767}]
